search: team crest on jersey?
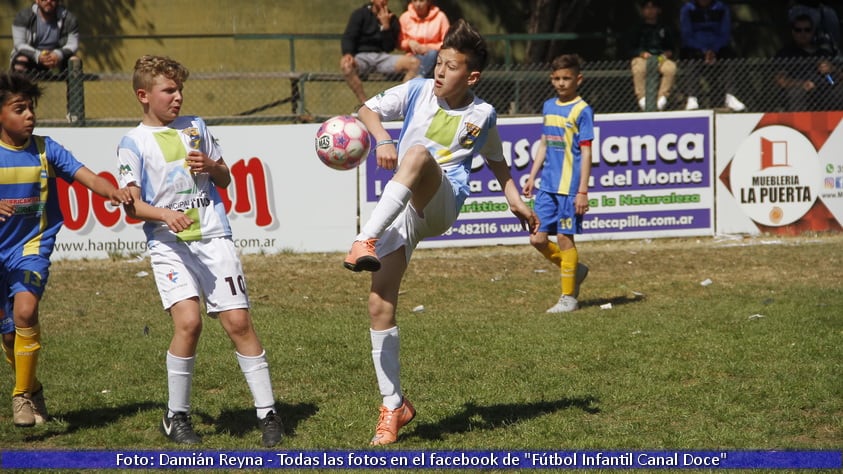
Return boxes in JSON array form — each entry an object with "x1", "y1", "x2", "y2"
[
  {"x1": 183, "y1": 127, "x2": 201, "y2": 150},
  {"x1": 118, "y1": 164, "x2": 132, "y2": 176},
  {"x1": 459, "y1": 122, "x2": 481, "y2": 148}
]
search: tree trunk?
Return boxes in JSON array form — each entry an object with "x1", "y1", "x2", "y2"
[{"x1": 526, "y1": 0, "x2": 592, "y2": 63}]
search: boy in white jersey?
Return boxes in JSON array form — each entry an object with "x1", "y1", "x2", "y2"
[
  {"x1": 343, "y1": 19, "x2": 539, "y2": 445},
  {"x1": 116, "y1": 55, "x2": 282, "y2": 447},
  {"x1": 522, "y1": 54, "x2": 594, "y2": 313}
]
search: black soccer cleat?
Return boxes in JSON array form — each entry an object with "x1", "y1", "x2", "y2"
[
  {"x1": 260, "y1": 410, "x2": 284, "y2": 447},
  {"x1": 160, "y1": 411, "x2": 202, "y2": 445}
]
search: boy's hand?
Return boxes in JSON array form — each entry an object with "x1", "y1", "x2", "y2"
[
  {"x1": 575, "y1": 193, "x2": 590, "y2": 215},
  {"x1": 161, "y1": 209, "x2": 195, "y2": 234},
  {"x1": 375, "y1": 142, "x2": 398, "y2": 170},
  {"x1": 511, "y1": 202, "x2": 540, "y2": 234},
  {"x1": 186, "y1": 151, "x2": 214, "y2": 174},
  {"x1": 109, "y1": 187, "x2": 134, "y2": 206},
  {"x1": 0, "y1": 201, "x2": 14, "y2": 222},
  {"x1": 522, "y1": 178, "x2": 535, "y2": 198}
]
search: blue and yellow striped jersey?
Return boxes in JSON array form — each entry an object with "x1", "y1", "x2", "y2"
[
  {"x1": 538, "y1": 96, "x2": 594, "y2": 196},
  {"x1": 0, "y1": 136, "x2": 84, "y2": 259}
]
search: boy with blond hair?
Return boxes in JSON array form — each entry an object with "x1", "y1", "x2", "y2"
[{"x1": 117, "y1": 55, "x2": 283, "y2": 447}]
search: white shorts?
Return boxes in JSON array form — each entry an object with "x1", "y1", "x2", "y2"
[
  {"x1": 148, "y1": 237, "x2": 250, "y2": 315},
  {"x1": 377, "y1": 173, "x2": 460, "y2": 262}
]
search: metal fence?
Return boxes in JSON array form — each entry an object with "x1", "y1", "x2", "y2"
[{"x1": 32, "y1": 55, "x2": 843, "y2": 127}]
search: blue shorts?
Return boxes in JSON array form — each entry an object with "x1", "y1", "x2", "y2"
[
  {"x1": 1, "y1": 254, "x2": 50, "y2": 334},
  {"x1": 534, "y1": 189, "x2": 583, "y2": 236}
]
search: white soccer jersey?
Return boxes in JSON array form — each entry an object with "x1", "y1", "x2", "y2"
[
  {"x1": 117, "y1": 115, "x2": 231, "y2": 243},
  {"x1": 365, "y1": 78, "x2": 504, "y2": 191}
]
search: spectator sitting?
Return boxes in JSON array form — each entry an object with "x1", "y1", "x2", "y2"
[
  {"x1": 775, "y1": 14, "x2": 843, "y2": 110},
  {"x1": 341, "y1": 0, "x2": 420, "y2": 105},
  {"x1": 679, "y1": 0, "x2": 746, "y2": 111},
  {"x1": 626, "y1": 0, "x2": 678, "y2": 111},
  {"x1": 10, "y1": 0, "x2": 80, "y2": 79},
  {"x1": 788, "y1": 0, "x2": 840, "y2": 56},
  {"x1": 399, "y1": 0, "x2": 450, "y2": 78}
]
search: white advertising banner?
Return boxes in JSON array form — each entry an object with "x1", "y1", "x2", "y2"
[
  {"x1": 40, "y1": 124, "x2": 358, "y2": 259},
  {"x1": 715, "y1": 111, "x2": 843, "y2": 235}
]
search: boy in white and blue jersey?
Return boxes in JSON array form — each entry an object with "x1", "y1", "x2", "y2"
[
  {"x1": 0, "y1": 72, "x2": 132, "y2": 428},
  {"x1": 343, "y1": 19, "x2": 539, "y2": 446},
  {"x1": 522, "y1": 54, "x2": 594, "y2": 313},
  {"x1": 117, "y1": 55, "x2": 282, "y2": 447}
]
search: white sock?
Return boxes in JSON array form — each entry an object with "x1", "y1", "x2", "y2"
[
  {"x1": 166, "y1": 352, "x2": 195, "y2": 417},
  {"x1": 358, "y1": 181, "x2": 411, "y2": 240},
  {"x1": 370, "y1": 327, "x2": 402, "y2": 409},
  {"x1": 236, "y1": 350, "x2": 276, "y2": 419}
]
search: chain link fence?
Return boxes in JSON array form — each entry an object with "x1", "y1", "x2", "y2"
[{"x1": 32, "y1": 55, "x2": 843, "y2": 127}]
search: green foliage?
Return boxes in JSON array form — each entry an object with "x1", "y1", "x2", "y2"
[{"x1": 1, "y1": 235, "x2": 840, "y2": 471}]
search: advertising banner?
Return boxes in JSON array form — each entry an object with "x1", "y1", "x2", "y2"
[
  {"x1": 40, "y1": 124, "x2": 358, "y2": 259},
  {"x1": 37, "y1": 111, "x2": 721, "y2": 260},
  {"x1": 715, "y1": 112, "x2": 843, "y2": 234},
  {"x1": 362, "y1": 111, "x2": 715, "y2": 249}
]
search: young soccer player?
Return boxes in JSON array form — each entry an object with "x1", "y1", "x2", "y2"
[
  {"x1": 343, "y1": 19, "x2": 540, "y2": 446},
  {"x1": 116, "y1": 55, "x2": 283, "y2": 447},
  {"x1": 0, "y1": 71, "x2": 132, "y2": 427},
  {"x1": 522, "y1": 54, "x2": 594, "y2": 313}
]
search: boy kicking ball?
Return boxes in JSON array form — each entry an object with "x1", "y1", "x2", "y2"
[{"x1": 344, "y1": 19, "x2": 539, "y2": 445}]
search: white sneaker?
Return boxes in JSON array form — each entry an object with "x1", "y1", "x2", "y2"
[
  {"x1": 657, "y1": 96, "x2": 667, "y2": 111},
  {"x1": 725, "y1": 93, "x2": 746, "y2": 112},
  {"x1": 547, "y1": 295, "x2": 579, "y2": 313},
  {"x1": 638, "y1": 96, "x2": 646, "y2": 111},
  {"x1": 685, "y1": 96, "x2": 699, "y2": 110}
]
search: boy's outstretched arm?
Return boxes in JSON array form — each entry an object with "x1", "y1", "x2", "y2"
[
  {"x1": 357, "y1": 105, "x2": 398, "y2": 170},
  {"x1": 73, "y1": 166, "x2": 133, "y2": 205},
  {"x1": 486, "y1": 158, "x2": 540, "y2": 234},
  {"x1": 122, "y1": 185, "x2": 195, "y2": 234}
]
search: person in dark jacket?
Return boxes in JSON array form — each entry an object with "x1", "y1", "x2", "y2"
[
  {"x1": 775, "y1": 14, "x2": 843, "y2": 110},
  {"x1": 10, "y1": 0, "x2": 80, "y2": 78},
  {"x1": 341, "y1": 0, "x2": 420, "y2": 104},
  {"x1": 627, "y1": 0, "x2": 678, "y2": 111},
  {"x1": 679, "y1": 0, "x2": 746, "y2": 111}
]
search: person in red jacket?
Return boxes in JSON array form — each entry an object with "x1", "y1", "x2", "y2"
[{"x1": 399, "y1": 0, "x2": 450, "y2": 78}]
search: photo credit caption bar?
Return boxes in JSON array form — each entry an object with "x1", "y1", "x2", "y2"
[{"x1": 1, "y1": 450, "x2": 840, "y2": 469}]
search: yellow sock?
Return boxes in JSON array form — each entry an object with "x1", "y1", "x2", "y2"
[
  {"x1": 559, "y1": 248, "x2": 578, "y2": 296},
  {"x1": 14, "y1": 325, "x2": 40, "y2": 396},
  {"x1": 2, "y1": 336, "x2": 13, "y2": 369},
  {"x1": 539, "y1": 241, "x2": 562, "y2": 266}
]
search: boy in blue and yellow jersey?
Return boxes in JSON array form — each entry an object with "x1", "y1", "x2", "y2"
[
  {"x1": 0, "y1": 72, "x2": 132, "y2": 427},
  {"x1": 117, "y1": 55, "x2": 282, "y2": 447},
  {"x1": 522, "y1": 54, "x2": 594, "y2": 313}
]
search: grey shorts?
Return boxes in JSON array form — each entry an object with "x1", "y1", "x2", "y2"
[{"x1": 355, "y1": 52, "x2": 401, "y2": 76}]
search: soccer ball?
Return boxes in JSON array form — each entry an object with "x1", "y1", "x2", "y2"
[{"x1": 315, "y1": 115, "x2": 371, "y2": 170}]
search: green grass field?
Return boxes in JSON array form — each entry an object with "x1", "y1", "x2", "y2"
[{"x1": 0, "y1": 234, "x2": 841, "y2": 472}]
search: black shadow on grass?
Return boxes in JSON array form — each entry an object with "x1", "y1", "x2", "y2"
[
  {"x1": 407, "y1": 397, "x2": 599, "y2": 441},
  {"x1": 19, "y1": 401, "x2": 162, "y2": 442},
  {"x1": 579, "y1": 294, "x2": 644, "y2": 310},
  {"x1": 214, "y1": 402, "x2": 318, "y2": 439}
]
